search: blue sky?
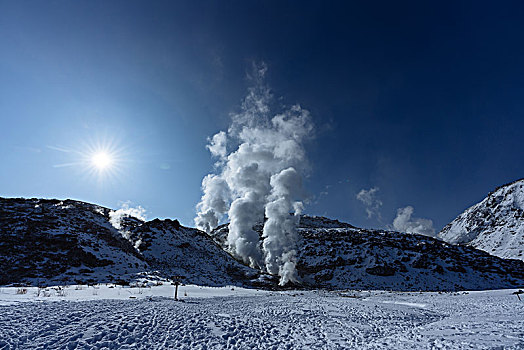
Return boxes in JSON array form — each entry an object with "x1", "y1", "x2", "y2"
[{"x1": 1, "y1": 1, "x2": 523, "y2": 230}]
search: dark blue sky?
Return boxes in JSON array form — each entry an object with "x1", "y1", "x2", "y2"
[{"x1": 1, "y1": 1, "x2": 523, "y2": 230}]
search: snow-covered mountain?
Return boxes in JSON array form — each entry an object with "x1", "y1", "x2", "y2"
[
  {"x1": 0, "y1": 197, "x2": 261, "y2": 286},
  {"x1": 2, "y1": 197, "x2": 523, "y2": 291},
  {"x1": 438, "y1": 179, "x2": 524, "y2": 261},
  {"x1": 211, "y1": 215, "x2": 524, "y2": 291}
]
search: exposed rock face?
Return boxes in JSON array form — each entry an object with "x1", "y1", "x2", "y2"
[{"x1": 439, "y1": 179, "x2": 524, "y2": 261}]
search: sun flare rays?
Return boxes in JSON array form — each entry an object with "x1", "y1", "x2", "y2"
[{"x1": 49, "y1": 135, "x2": 128, "y2": 183}]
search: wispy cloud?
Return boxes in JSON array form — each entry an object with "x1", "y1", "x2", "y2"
[
  {"x1": 14, "y1": 146, "x2": 42, "y2": 153},
  {"x1": 46, "y1": 145, "x2": 74, "y2": 153},
  {"x1": 52, "y1": 162, "x2": 82, "y2": 168},
  {"x1": 356, "y1": 187, "x2": 383, "y2": 220}
]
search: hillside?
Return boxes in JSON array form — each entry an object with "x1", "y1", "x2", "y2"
[
  {"x1": 211, "y1": 216, "x2": 524, "y2": 291},
  {"x1": 438, "y1": 179, "x2": 524, "y2": 261},
  {"x1": 0, "y1": 198, "x2": 146, "y2": 285},
  {"x1": 0, "y1": 197, "x2": 262, "y2": 287},
  {"x1": 123, "y1": 218, "x2": 261, "y2": 286}
]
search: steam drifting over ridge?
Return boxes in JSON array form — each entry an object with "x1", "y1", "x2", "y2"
[
  {"x1": 393, "y1": 205, "x2": 436, "y2": 237},
  {"x1": 195, "y1": 64, "x2": 313, "y2": 284},
  {"x1": 109, "y1": 202, "x2": 147, "y2": 248},
  {"x1": 109, "y1": 202, "x2": 147, "y2": 230}
]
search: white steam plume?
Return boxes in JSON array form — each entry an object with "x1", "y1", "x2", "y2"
[
  {"x1": 263, "y1": 167, "x2": 303, "y2": 285},
  {"x1": 195, "y1": 174, "x2": 230, "y2": 233},
  {"x1": 392, "y1": 206, "x2": 435, "y2": 237},
  {"x1": 206, "y1": 131, "x2": 227, "y2": 159},
  {"x1": 109, "y1": 202, "x2": 147, "y2": 247},
  {"x1": 356, "y1": 187, "x2": 383, "y2": 220},
  {"x1": 194, "y1": 64, "x2": 313, "y2": 284},
  {"x1": 109, "y1": 202, "x2": 147, "y2": 230}
]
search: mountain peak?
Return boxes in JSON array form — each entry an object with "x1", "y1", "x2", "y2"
[{"x1": 438, "y1": 179, "x2": 524, "y2": 260}]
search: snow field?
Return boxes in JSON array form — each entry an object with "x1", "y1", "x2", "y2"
[
  {"x1": 0, "y1": 284, "x2": 267, "y2": 305},
  {"x1": 0, "y1": 286, "x2": 522, "y2": 349}
]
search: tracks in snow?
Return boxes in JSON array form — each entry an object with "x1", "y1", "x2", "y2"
[{"x1": 0, "y1": 291, "x2": 522, "y2": 349}]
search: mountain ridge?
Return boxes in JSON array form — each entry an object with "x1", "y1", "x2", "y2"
[
  {"x1": 211, "y1": 218, "x2": 524, "y2": 291},
  {"x1": 1, "y1": 195, "x2": 523, "y2": 291}
]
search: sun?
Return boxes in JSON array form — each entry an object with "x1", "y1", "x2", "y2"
[
  {"x1": 91, "y1": 151, "x2": 113, "y2": 171},
  {"x1": 49, "y1": 134, "x2": 127, "y2": 182}
]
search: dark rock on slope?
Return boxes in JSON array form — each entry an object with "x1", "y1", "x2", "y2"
[
  {"x1": 0, "y1": 197, "x2": 261, "y2": 287},
  {"x1": 211, "y1": 216, "x2": 524, "y2": 291},
  {"x1": 0, "y1": 198, "x2": 146, "y2": 285}
]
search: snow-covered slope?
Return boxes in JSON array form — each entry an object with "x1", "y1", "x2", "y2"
[
  {"x1": 211, "y1": 215, "x2": 524, "y2": 291},
  {"x1": 126, "y1": 219, "x2": 261, "y2": 286},
  {"x1": 0, "y1": 197, "x2": 262, "y2": 287},
  {"x1": 0, "y1": 198, "x2": 147, "y2": 285},
  {"x1": 438, "y1": 179, "x2": 524, "y2": 261},
  {"x1": 2, "y1": 286, "x2": 522, "y2": 349}
]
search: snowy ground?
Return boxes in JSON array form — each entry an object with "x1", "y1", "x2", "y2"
[{"x1": 0, "y1": 285, "x2": 523, "y2": 349}]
